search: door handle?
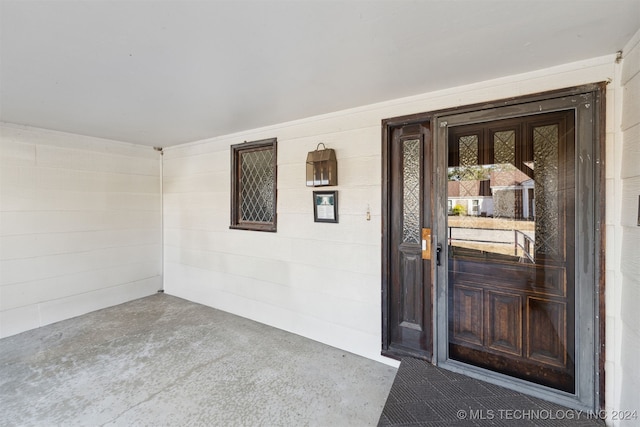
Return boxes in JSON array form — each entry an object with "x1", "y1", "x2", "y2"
[{"x1": 436, "y1": 244, "x2": 442, "y2": 266}]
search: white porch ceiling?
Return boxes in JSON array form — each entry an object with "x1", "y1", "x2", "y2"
[{"x1": 1, "y1": 0, "x2": 638, "y2": 147}]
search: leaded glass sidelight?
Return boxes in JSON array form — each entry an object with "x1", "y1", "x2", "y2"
[
  {"x1": 533, "y1": 124, "x2": 560, "y2": 257},
  {"x1": 230, "y1": 138, "x2": 277, "y2": 231},
  {"x1": 402, "y1": 139, "x2": 421, "y2": 244}
]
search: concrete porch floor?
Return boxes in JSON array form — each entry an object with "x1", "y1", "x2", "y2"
[{"x1": 0, "y1": 294, "x2": 397, "y2": 426}]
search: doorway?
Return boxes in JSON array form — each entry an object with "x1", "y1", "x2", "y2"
[{"x1": 382, "y1": 84, "x2": 604, "y2": 411}]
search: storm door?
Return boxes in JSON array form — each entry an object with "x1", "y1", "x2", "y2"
[
  {"x1": 446, "y1": 111, "x2": 575, "y2": 391},
  {"x1": 434, "y1": 87, "x2": 602, "y2": 411}
]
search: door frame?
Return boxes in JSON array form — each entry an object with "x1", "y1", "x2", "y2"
[{"x1": 381, "y1": 83, "x2": 606, "y2": 411}]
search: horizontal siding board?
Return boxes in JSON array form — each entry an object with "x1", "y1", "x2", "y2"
[
  {"x1": 30, "y1": 168, "x2": 158, "y2": 193},
  {"x1": 164, "y1": 263, "x2": 387, "y2": 363},
  {"x1": 0, "y1": 187, "x2": 159, "y2": 212},
  {"x1": 162, "y1": 192, "x2": 220, "y2": 211},
  {"x1": 621, "y1": 177, "x2": 640, "y2": 227},
  {"x1": 621, "y1": 123, "x2": 640, "y2": 179},
  {"x1": 0, "y1": 211, "x2": 161, "y2": 236},
  {"x1": 0, "y1": 244, "x2": 161, "y2": 286},
  {"x1": 36, "y1": 144, "x2": 159, "y2": 176},
  {"x1": 0, "y1": 123, "x2": 159, "y2": 159},
  {"x1": 163, "y1": 208, "x2": 227, "y2": 231},
  {"x1": 162, "y1": 150, "x2": 228, "y2": 177},
  {"x1": 620, "y1": 226, "x2": 640, "y2": 278},
  {"x1": 163, "y1": 171, "x2": 228, "y2": 194},
  {"x1": 0, "y1": 305, "x2": 40, "y2": 337},
  {"x1": 0, "y1": 261, "x2": 160, "y2": 310},
  {"x1": 38, "y1": 277, "x2": 160, "y2": 326},
  {"x1": 163, "y1": 238, "x2": 292, "y2": 268},
  {"x1": 0, "y1": 139, "x2": 36, "y2": 165},
  {"x1": 163, "y1": 262, "x2": 378, "y2": 335},
  {"x1": 0, "y1": 229, "x2": 160, "y2": 260},
  {"x1": 277, "y1": 213, "x2": 381, "y2": 246}
]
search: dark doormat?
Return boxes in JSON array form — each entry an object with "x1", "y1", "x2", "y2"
[{"x1": 378, "y1": 358, "x2": 604, "y2": 426}]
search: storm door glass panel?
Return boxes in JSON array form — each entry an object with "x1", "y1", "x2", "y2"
[
  {"x1": 447, "y1": 112, "x2": 575, "y2": 393},
  {"x1": 448, "y1": 127, "x2": 532, "y2": 263}
]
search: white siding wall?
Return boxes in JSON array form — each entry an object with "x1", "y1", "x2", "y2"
[
  {"x1": 0, "y1": 124, "x2": 162, "y2": 338},
  {"x1": 617, "y1": 29, "x2": 640, "y2": 423},
  {"x1": 163, "y1": 55, "x2": 619, "y2": 370}
]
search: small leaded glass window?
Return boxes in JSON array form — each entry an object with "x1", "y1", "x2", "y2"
[{"x1": 230, "y1": 138, "x2": 277, "y2": 232}]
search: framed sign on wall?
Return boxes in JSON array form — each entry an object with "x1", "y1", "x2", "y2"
[{"x1": 313, "y1": 191, "x2": 338, "y2": 223}]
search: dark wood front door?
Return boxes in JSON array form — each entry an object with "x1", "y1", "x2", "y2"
[
  {"x1": 446, "y1": 111, "x2": 576, "y2": 392},
  {"x1": 382, "y1": 118, "x2": 433, "y2": 360},
  {"x1": 383, "y1": 85, "x2": 602, "y2": 410}
]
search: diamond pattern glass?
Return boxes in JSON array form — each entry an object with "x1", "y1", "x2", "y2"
[
  {"x1": 458, "y1": 135, "x2": 480, "y2": 197},
  {"x1": 240, "y1": 148, "x2": 275, "y2": 223},
  {"x1": 494, "y1": 130, "x2": 516, "y2": 164},
  {"x1": 402, "y1": 139, "x2": 420, "y2": 244},
  {"x1": 493, "y1": 130, "x2": 518, "y2": 218},
  {"x1": 459, "y1": 135, "x2": 478, "y2": 167},
  {"x1": 533, "y1": 125, "x2": 559, "y2": 256}
]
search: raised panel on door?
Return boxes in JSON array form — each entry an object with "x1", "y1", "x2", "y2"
[
  {"x1": 450, "y1": 284, "x2": 483, "y2": 346},
  {"x1": 399, "y1": 243, "x2": 422, "y2": 329},
  {"x1": 486, "y1": 290, "x2": 522, "y2": 356},
  {"x1": 527, "y1": 297, "x2": 567, "y2": 368}
]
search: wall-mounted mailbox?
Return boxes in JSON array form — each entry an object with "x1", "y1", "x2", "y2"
[{"x1": 306, "y1": 143, "x2": 337, "y2": 187}]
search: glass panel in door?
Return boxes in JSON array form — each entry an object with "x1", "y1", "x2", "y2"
[{"x1": 447, "y1": 111, "x2": 575, "y2": 393}]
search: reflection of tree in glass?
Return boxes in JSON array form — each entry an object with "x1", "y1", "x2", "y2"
[
  {"x1": 448, "y1": 165, "x2": 491, "y2": 181},
  {"x1": 449, "y1": 163, "x2": 523, "y2": 182}
]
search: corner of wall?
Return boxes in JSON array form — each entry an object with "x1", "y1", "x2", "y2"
[{"x1": 0, "y1": 123, "x2": 163, "y2": 338}]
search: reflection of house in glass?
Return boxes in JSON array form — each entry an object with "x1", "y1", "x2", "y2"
[{"x1": 448, "y1": 164, "x2": 534, "y2": 219}]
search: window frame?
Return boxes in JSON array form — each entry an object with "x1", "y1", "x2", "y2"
[
  {"x1": 471, "y1": 199, "x2": 479, "y2": 215},
  {"x1": 230, "y1": 138, "x2": 277, "y2": 232}
]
